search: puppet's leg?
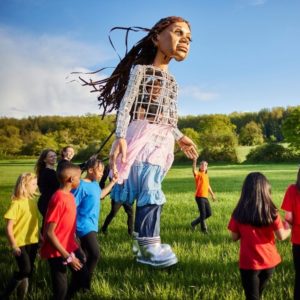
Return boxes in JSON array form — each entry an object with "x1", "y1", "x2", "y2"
[{"x1": 135, "y1": 204, "x2": 178, "y2": 268}]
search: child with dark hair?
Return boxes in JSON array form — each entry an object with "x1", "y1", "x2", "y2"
[
  {"x1": 72, "y1": 157, "x2": 117, "y2": 290},
  {"x1": 281, "y1": 167, "x2": 300, "y2": 300},
  {"x1": 40, "y1": 163, "x2": 88, "y2": 299},
  {"x1": 82, "y1": 16, "x2": 198, "y2": 268},
  {"x1": 1, "y1": 173, "x2": 39, "y2": 299},
  {"x1": 191, "y1": 159, "x2": 215, "y2": 233},
  {"x1": 56, "y1": 146, "x2": 75, "y2": 174},
  {"x1": 100, "y1": 165, "x2": 134, "y2": 236},
  {"x1": 35, "y1": 149, "x2": 59, "y2": 227},
  {"x1": 228, "y1": 172, "x2": 290, "y2": 300}
]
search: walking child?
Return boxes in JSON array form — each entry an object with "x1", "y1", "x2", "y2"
[
  {"x1": 1, "y1": 173, "x2": 39, "y2": 299},
  {"x1": 56, "y1": 146, "x2": 75, "y2": 173},
  {"x1": 228, "y1": 172, "x2": 290, "y2": 300},
  {"x1": 82, "y1": 16, "x2": 198, "y2": 267},
  {"x1": 35, "y1": 149, "x2": 59, "y2": 229},
  {"x1": 281, "y1": 167, "x2": 300, "y2": 300},
  {"x1": 191, "y1": 159, "x2": 216, "y2": 233},
  {"x1": 101, "y1": 164, "x2": 134, "y2": 236},
  {"x1": 72, "y1": 157, "x2": 118, "y2": 290},
  {"x1": 40, "y1": 163, "x2": 88, "y2": 300}
]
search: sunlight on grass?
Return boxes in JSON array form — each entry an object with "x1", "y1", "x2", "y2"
[{"x1": 0, "y1": 160, "x2": 298, "y2": 299}]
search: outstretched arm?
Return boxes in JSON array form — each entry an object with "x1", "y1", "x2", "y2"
[
  {"x1": 110, "y1": 66, "x2": 143, "y2": 175},
  {"x1": 101, "y1": 173, "x2": 118, "y2": 199},
  {"x1": 192, "y1": 159, "x2": 197, "y2": 176}
]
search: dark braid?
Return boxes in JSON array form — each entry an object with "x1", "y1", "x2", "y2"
[{"x1": 81, "y1": 16, "x2": 190, "y2": 118}]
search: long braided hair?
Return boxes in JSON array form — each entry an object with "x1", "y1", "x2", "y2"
[{"x1": 80, "y1": 16, "x2": 190, "y2": 118}]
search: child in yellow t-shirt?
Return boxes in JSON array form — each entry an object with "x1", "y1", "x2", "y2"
[
  {"x1": 191, "y1": 159, "x2": 216, "y2": 233},
  {"x1": 1, "y1": 173, "x2": 39, "y2": 299}
]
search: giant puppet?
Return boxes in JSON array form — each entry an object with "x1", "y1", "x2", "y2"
[{"x1": 84, "y1": 16, "x2": 198, "y2": 267}]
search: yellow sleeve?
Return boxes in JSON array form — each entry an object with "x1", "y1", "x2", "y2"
[{"x1": 4, "y1": 201, "x2": 19, "y2": 220}]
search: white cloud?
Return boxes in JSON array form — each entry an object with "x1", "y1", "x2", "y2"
[
  {"x1": 180, "y1": 85, "x2": 219, "y2": 102},
  {"x1": 0, "y1": 26, "x2": 113, "y2": 118}
]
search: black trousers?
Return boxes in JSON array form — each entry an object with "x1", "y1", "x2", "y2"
[
  {"x1": 292, "y1": 244, "x2": 300, "y2": 300},
  {"x1": 191, "y1": 197, "x2": 211, "y2": 230},
  {"x1": 240, "y1": 268, "x2": 275, "y2": 300},
  {"x1": 102, "y1": 199, "x2": 133, "y2": 235},
  {"x1": 14, "y1": 243, "x2": 38, "y2": 280},
  {"x1": 79, "y1": 231, "x2": 100, "y2": 289},
  {"x1": 48, "y1": 248, "x2": 88, "y2": 300}
]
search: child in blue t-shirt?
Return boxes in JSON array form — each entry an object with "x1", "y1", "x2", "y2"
[{"x1": 72, "y1": 157, "x2": 117, "y2": 290}]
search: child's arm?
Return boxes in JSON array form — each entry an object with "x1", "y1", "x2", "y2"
[
  {"x1": 192, "y1": 159, "x2": 197, "y2": 176},
  {"x1": 101, "y1": 173, "x2": 118, "y2": 199},
  {"x1": 275, "y1": 213, "x2": 292, "y2": 240},
  {"x1": 208, "y1": 185, "x2": 216, "y2": 201},
  {"x1": 229, "y1": 230, "x2": 240, "y2": 241},
  {"x1": 5, "y1": 219, "x2": 21, "y2": 256},
  {"x1": 284, "y1": 211, "x2": 293, "y2": 225},
  {"x1": 275, "y1": 226, "x2": 291, "y2": 241},
  {"x1": 46, "y1": 222, "x2": 82, "y2": 271}
]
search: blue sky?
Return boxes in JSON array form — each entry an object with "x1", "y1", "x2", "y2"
[{"x1": 0, "y1": 0, "x2": 299, "y2": 118}]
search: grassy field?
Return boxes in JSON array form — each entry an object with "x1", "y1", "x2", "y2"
[{"x1": 0, "y1": 160, "x2": 298, "y2": 299}]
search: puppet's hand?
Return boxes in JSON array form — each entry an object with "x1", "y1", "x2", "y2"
[
  {"x1": 178, "y1": 136, "x2": 198, "y2": 160},
  {"x1": 109, "y1": 138, "x2": 127, "y2": 176}
]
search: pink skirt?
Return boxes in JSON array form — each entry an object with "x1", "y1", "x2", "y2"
[{"x1": 116, "y1": 120, "x2": 175, "y2": 184}]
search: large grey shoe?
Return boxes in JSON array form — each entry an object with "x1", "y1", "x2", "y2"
[{"x1": 136, "y1": 243, "x2": 178, "y2": 268}]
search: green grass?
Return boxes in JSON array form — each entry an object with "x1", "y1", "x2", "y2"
[{"x1": 0, "y1": 160, "x2": 298, "y2": 299}]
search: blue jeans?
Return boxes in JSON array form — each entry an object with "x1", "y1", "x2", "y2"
[{"x1": 135, "y1": 204, "x2": 162, "y2": 237}]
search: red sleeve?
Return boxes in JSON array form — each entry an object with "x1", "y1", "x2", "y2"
[
  {"x1": 44, "y1": 193, "x2": 64, "y2": 225},
  {"x1": 228, "y1": 216, "x2": 239, "y2": 233},
  {"x1": 272, "y1": 214, "x2": 284, "y2": 231},
  {"x1": 281, "y1": 185, "x2": 294, "y2": 212}
]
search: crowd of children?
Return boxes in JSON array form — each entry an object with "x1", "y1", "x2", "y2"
[{"x1": 1, "y1": 147, "x2": 299, "y2": 300}]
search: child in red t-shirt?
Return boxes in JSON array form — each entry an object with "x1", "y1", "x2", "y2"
[
  {"x1": 40, "y1": 163, "x2": 88, "y2": 299},
  {"x1": 281, "y1": 168, "x2": 300, "y2": 300},
  {"x1": 228, "y1": 172, "x2": 290, "y2": 300}
]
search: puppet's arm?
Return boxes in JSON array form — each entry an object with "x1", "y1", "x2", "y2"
[
  {"x1": 115, "y1": 65, "x2": 144, "y2": 138},
  {"x1": 110, "y1": 65, "x2": 143, "y2": 173}
]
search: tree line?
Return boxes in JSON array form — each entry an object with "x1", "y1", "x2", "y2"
[{"x1": 0, "y1": 106, "x2": 299, "y2": 162}]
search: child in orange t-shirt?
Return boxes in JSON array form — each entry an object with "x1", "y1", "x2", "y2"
[
  {"x1": 281, "y1": 167, "x2": 300, "y2": 300},
  {"x1": 228, "y1": 172, "x2": 290, "y2": 300},
  {"x1": 191, "y1": 159, "x2": 216, "y2": 233},
  {"x1": 40, "y1": 163, "x2": 88, "y2": 299}
]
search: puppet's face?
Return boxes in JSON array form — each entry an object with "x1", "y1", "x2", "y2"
[{"x1": 154, "y1": 21, "x2": 191, "y2": 61}]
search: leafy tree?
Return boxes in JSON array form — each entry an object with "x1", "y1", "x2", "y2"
[
  {"x1": 246, "y1": 143, "x2": 298, "y2": 163},
  {"x1": 239, "y1": 121, "x2": 264, "y2": 146},
  {"x1": 282, "y1": 107, "x2": 300, "y2": 151},
  {"x1": 0, "y1": 125, "x2": 23, "y2": 155},
  {"x1": 22, "y1": 132, "x2": 58, "y2": 156},
  {"x1": 198, "y1": 115, "x2": 238, "y2": 162}
]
